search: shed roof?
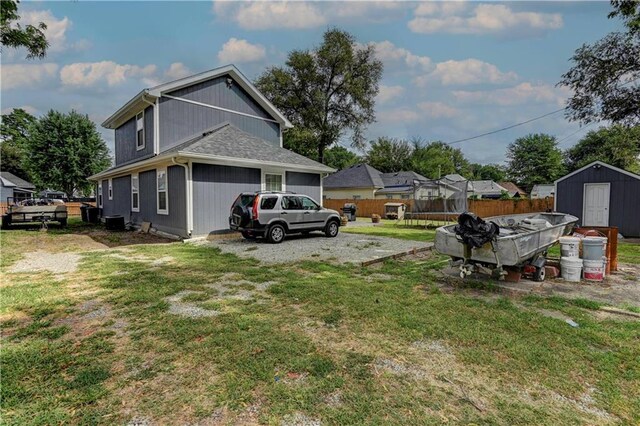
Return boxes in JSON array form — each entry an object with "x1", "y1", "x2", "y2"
[
  {"x1": 554, "y1": 161, "x2": 640, "y2": 183},
  {"x1": 0, "y1": 171, "x2": 35, "y2": 189},
  {"x1": 323, "y1": 164, "x2": 384, "y2": 189}
]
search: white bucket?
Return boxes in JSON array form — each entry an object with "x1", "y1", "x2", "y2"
[
  {"x1": 561, "y1": 257, "x2": 583, "y2": 282},
  {"x1": 559, "y1": 236, "x2": 580, "y2": 257},
  {"x1": 583, "y1": 259, "x2": 605, "y2": 282},
  {"x1": 583, "y1": 237, "x2": 607, "y2": 261}
]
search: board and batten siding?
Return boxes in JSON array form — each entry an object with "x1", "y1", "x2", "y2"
[
  {"x1": 192, "y1": 163, "x2": 261, "y2": 235},
  {"x1": 286, "y1": 172, "x2": 321, "y2": 203},
  {"x1": 158, "y1": 75, "x2": 280, "y2": 152},
  {"x1": 556, "y1": 165, "x2": 640, "y2": 237},
  {"x1": 114, "y1": 105, "x2": 154, "y2": 166},
  {"x1": 100, "y1": 166, "x2": 187, "y2": 237}
]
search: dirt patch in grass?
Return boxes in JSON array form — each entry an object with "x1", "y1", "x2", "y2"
[{"x1": 9, "y1": 251, "x2": 83, "y2": 275}]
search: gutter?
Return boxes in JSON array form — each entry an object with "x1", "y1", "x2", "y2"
[{"x1": 172, "y1": 157, "x2": 193, "y2": 237}]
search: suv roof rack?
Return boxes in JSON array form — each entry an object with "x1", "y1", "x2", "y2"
[{"x1": 254, "y1": 191, "x2": 297, "y2": 195}]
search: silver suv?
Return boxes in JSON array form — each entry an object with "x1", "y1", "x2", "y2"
[{"x1": 229, "y1": 191, "x2": 341, "y2": 244}]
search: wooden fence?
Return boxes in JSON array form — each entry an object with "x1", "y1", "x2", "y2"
[
  {"x1": 323, "y1": 198, "x2": 555, "y2": 219},
  {"x1": 0, "y1": 201, "x2": 95, "y2": 217}
]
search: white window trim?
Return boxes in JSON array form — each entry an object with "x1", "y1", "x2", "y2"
[
  {"x1": 261, "y1": 170, "x2": 285, "y2": 192},
  {"x1": 136, "y1": 111, "x2": 145, "y2": 151},
  {"x1": 98, "y1": 182, "x2": 103, "y2": 208},
  {"x1": 131, "y1": 173, "x2": 140, "y2": 212},
  {"x1": 156, "y1": 167, "x2": 169, "y2": 215},
  {"x1": 108, "y1": 178, "x2": 113, "y2": 200}
]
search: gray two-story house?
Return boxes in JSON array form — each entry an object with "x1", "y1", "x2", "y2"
[{"x1": 90, "y1": 65, "x2": 333, "y2": 238}]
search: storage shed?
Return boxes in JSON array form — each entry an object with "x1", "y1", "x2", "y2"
[{"x1": 554, "y1": 161, "x2": 640, "y2": 237}]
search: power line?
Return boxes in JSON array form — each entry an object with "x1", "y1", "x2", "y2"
[
  {"x1": 444, "y1": 107, "x2": 567, "y2": 145},
  {"x1": 557, "y1": 122, "x2": 597, "y2": 144}
]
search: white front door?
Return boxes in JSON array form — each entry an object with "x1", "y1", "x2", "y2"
[{"x1": 583, "y1": 183, "x2": 610, "y2": 226}]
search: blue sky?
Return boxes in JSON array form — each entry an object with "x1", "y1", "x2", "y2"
[{"x1": 1, "y1": 1, "x2": 623, "y2": 164}]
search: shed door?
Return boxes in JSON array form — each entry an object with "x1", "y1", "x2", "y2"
[{"x1": 583, "y1": 183, "x2": 610, "y2": 226}]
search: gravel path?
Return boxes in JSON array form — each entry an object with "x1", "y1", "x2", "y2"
[{"x1": 201, "y1": 233, "x2": 432, "y2": 265}]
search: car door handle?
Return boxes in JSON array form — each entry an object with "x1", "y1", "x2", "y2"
[
  {"x1": 303, "y1": 211, "x2": 310, "y2": 214},
  {"x1": 281, "y1": 212, "x2": 288, "y2": 215}
]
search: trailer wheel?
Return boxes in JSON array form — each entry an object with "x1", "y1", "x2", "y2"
[
  {"x1": 59, "y1": 218, "x2": 68, "y2": 228},
  {"x1": 534, "y1": 266, "x2": 546, "y2": 282},
  {"x1": 1, "y1": 215, "x2": 11, "y2": 229}
]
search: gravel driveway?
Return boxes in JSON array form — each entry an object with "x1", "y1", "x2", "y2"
[{"x1": 202, "y1": 232, "x2": 432, "y2": 265}]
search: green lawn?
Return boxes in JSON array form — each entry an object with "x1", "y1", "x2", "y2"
[
  {"x1": 340, "y1": 218, "x2": 444, "y2": 242},
  {"x1": 1, "y1": 220, "x2": 639, "y2": 424}
]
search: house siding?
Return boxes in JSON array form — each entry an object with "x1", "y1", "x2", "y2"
[
  {"x1": 1, "y1": 185, "x2": 15, "y2": 202},
  {"x1": 100, "y1": 166, "x2": 187, "y2": 237},
  {"x1": 192, "y1": 163, "x2": 261, "y2": 235},
  {"x1": 556, "y1": 166, "x2": 640, "y2": 237},
  {"x1": 286, "y1": 172, "x2": 321, "y2": 203},
  {"x1": 158, "y1": 75, "x2": 280, "y2": 151},
  {"x1": 114, "y1": 105, "x2": 154, "y2": 166}
]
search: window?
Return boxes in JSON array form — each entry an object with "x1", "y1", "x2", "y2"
[
  {"x1": 386, "y1": 194, "x2": 393, "y2": 199},
  {"x1": 260, "y1": 196, "x2": 278, "y2": 210},
  {"x1": 157, "y1": 168, "x2": 168, "y2": 214},
  {"x1": 281, "y1": 196, "x2": 302, "y2": 210},
  {"x1": 264, "y1": 173, "x2": 282, "y2": 192},
  {"x1": 301, "y1": 197, "x2": 319, "y2": 210},
  {"x1": 131, "y1": 173, "x2": 139, "y2": 212},
  {"x1": 136, "y1": 112, "x2": 145, "y2": 150},
  {"x1": 98, "y1": 182, "x2": 103, "y2": 208},
  {"x1": 108, "y1": 178, "x2": 113, "y2": 200}
]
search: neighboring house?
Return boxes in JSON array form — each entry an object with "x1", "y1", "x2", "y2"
[
  {"x1": 555, "y1": 161, "x2": 640, "y2": 237},
  {"x1": 468, "y1": 180, "x2": 508, "y2": 199},
  {"x1": 323, "y1": 164, "x2": 384, "y2": 200},
  {"x1": 530, "y1": 184, "x2": 555, "y2": 199},
  {"x1": 498, "y1": 182, "x2": 527, "y2": 198},
  {"x1": 0, "y1": 172, "x2": 36, "y2": 202},
  {"x1": 40, "y1": 189, "x2": 67, "y2": 200},
  {"x1": 376, "y1": 171, "x2": 428, "y2": 200},
  {"x1": 89, "y1": 64, "x2": 333, "y2": 238}
]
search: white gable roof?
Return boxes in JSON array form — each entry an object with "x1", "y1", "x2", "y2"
[
  {"x1": 102, "y1": 64, "x2": 293, "y2": 130},
  {"x1": 554, "y1": 160, "x2": 640, "y2": 184}
]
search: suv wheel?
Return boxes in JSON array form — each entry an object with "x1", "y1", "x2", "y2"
[
  {"x1": 267, "y1": 224, "x2": 286, "y2": 244},
  {"x1": 325, "y1": 220, "x2": 339, "y2": 238}
]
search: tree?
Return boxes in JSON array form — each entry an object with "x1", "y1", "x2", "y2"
[
  {"x1": 410, "y1": 141, "x2": 471, "y2": 179},
  {"x1": 470, "y1": 163, "x2": 507, "y2": 182},
  {"x1": 365, "y1": 137, "x2": 412, "y2": 172},
  {"x1": 26, "y1": 110, "x2": 111, "y2": 196},
  {"x1": 0, "y1": 108, "x2": 36, "y2": 179},
  {"x1": 255, "y1": 28, "x2": 383, "y2": 163},
  {"x1": 1, "y1": 0, "x2": 48, "y2": 59},
  {"x1": 506, "y1": 134, "x2": 565, "y2": 190},
  {"x1": 564, "y1": 124, "x2": 640, "y2": 173},
  {"x1": 323, "y1": 145, "x2": 360, "y2": 171},
  {"x1": 559, "y1": 1, "x2": 640, "y2": 125}
]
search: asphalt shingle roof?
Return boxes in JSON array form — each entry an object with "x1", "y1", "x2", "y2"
[
  {"x1": 0, "y1": 171, "x2": 35, "y2": 189},
  {"x1": 498, "y1": 181, "x2": 527, "y2": 196},
  {"x1": 323, "y1": 164, "x2": 384, "y2": 189},
  {"x1": 165, "y1": 123, "x2": 332, "y2": 171},
  {"x1": 380, "y1": 171, "x2": 428, "y2": 187},
  {"x1": 469, "y1": 180, "x2": 507, "y2": 195}
]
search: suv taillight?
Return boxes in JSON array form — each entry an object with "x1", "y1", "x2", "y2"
[{"x1": 252, "y1": 196, "x2": 259, "y2": 221}]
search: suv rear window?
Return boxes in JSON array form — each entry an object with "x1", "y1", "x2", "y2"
[
  {"x1": 233, "y1": 194, "x2": 255, "y2": 209},
  {"x1": 260, "y1": 196, "x2": 278, "y2": 210}
]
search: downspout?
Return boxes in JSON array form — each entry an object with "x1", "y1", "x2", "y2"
[{"x1": 172, "y1": 157, "x2": 193, "y2": 237}]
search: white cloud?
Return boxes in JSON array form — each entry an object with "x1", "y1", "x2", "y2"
[
  {"x1": 164, "y1": 62, "x2": 193, "y2": 80},
  {"x1": 1, "y1": 63, "x2": 59, "y2": 90},
  {"x1": 1, "y1": 105, "x2": 39, "y2": 116},
  {"x1": 409, "y1": 3, "x2": 563, "y2": 36},
  {"x1": 60, "y1": 61, "x2": 157, "y2": 88},
  {"x1": 18, "y1": 9, "x2": 89, "y2": 53},
  {"x1": 417, "y1": 102, "x2": 459, "y2": 118},
  {"x1": 215, "y1": 1, "x2": 326, "y2": 30},
  {"x1": 383, "y1": 108, "x2": 420, "y2": 123},
  {"x1": 212, "y1": 1, "x2": 408, "y2": 30},
  {"x1": 416, "y1": 58, "x2": 518, "y2": 87},
  {"x1": 453, "y1": 82, "x2": 569, "y2": 106},
  {"x1": 369, "y1": 41, "x2": 432, "y2": 72},
  {"x1": 376, "y1": 85, "x2": 405, "y2": 105},
  {"x1": 217, "y1": 38, "x2": 266, "y2": 64}
]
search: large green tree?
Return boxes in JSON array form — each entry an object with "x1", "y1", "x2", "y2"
[
  {"x1": 564, "y1": 124, "x2": 640, "y2": 173},
  {"x1": 0, "y1": 108, "x2": 36, "y2": 180},
  {"x1": 365, "y1": 137, "x2": 412, "y2": 173},
  {"x1": 255, "y1": 28, "x2": 383, "y2": 163},
  {"x1": 26, "y1": 110, "x2": 111, "y2": 197},
  {"x1": 1, "y1": 0, "x2": 48, "y2": 59},
  {"x1": 410, "y1": 141, "x2": 471, "y2": 179},
  {"x1": 323, "y1": 145, "x2": 360, "y2": 171},
  {"x1": 506, "y1": 134, "x2": 565, "y2": 190},
  {"x1": 470, "y1": 163, "x2": 507, "y2": 182},
  {"x1": 559, "y1": 0, "x2": 640, "y2": 125}
]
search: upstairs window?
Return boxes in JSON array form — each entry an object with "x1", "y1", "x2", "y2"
[
  {"x1": 136, "y1": 112, "x2": 145, "y2": 150},
  {"x1": 157, "y1": 168, "x2": 168, "y2": 214},
  {"x1": 131, "y1": 173, "x2": 139, "y2": 212},
  {"x1": 98, "y1": 182, "x2": 103, "y2": 208},
  {"x1": 108, "y1": 178, "x2": 113, "y2": 200}
]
